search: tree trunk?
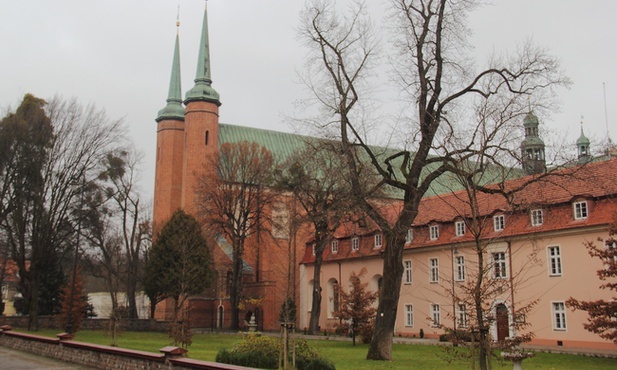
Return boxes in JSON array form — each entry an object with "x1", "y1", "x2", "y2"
[
  {"x1": 308, "y1": 259, "x2": 323, "y2": 335},
  {"x1": 230, "y1": 246, "x2": 244, "y2": 331},
  {"x1": 126, "y1": 268, "x2": 138, "y2": 319},
  {"x1": 367, "y1": 234, "x2": 405, "y2": 360}
]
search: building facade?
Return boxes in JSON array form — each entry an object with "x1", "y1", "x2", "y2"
[{"x1": 152, "y1": 5, "x2": 617, "y2": 350}]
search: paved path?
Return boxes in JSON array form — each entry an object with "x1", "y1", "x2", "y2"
[{"x1": 0, "y1": 346, "x2": 92, "y2": 369}]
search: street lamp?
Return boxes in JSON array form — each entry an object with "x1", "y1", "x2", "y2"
[{"x1": 65, "y1": 175, "x2": 85, "y2": 335}]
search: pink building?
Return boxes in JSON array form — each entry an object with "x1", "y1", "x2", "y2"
[{"x1": 300, "y1": 158, "x2": 617, "y2": 351}]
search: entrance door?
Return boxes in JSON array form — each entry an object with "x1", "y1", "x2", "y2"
[{"x1": 495, "y1": 304, "x2": 509, "y2": 341}]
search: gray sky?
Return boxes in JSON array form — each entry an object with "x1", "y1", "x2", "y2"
[{"x1": 1, "y1": 1, "x2": 616, "y2": 198}]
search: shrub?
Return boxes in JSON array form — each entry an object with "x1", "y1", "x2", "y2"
[
  {"x1": 216, "y1": 334, "x2": 335, "y2": 370},
  {"x1": 358, "y1": 323, "x2": 373, "y2": 344},
  {"x1": 420, "y1": 328, "x2": 424, "y2": 339}
]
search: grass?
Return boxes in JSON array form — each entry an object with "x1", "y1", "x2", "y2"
[{"x1": 16, "y1": 329, "x2": 617, "y2": 370}]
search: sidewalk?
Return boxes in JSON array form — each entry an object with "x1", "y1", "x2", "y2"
[{"x1": 0, "y1": 346, "x2": 92, "y2": 369}]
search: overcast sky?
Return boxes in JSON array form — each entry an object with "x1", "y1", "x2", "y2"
[{"x1": 1, "y1": 0, "x2": 616, "y2": 198}]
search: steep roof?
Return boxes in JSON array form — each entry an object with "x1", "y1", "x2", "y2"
[
  {"x1": 217, "y1": 123, "x2": 516, "y2": 198},
  {"x1": 300, "y1": 158, "x2": 617, "y2": 265}
]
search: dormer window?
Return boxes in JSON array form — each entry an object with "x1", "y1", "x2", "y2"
[
  {"x1": 331, "y1": 240, "x2": 339, "y2": 254},
  {"x1": 493, "y1": 215, "x2": 505, "y2": 231},
  {"x1": 374, "y1": 234, "x2": 383, "y2": 248},
  {"x1": 573, "y1": 200, "x2": 588, "y2": 220},
  {"x1": 455, "y1": 221, "x2": 465, "y2": 236},
  {"x1": 406, "y1": 229, "x2": 413, "y2": 243},
  {"x1": 351, "y1": 237, "x2": 360, "y2": 251},
  {"x1": 429, "y1": 225, "x2": 439, "y2": 240},
  {"x1": 530, "y1": 209, "x2": 543, "y2": 227}
]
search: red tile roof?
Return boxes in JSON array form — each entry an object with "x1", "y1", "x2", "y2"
[{"x1": 301, "y1": 158, "x2": 617, "y2": 264}]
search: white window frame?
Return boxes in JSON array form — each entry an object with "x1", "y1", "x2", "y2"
[
  {"x1": 531, "y1": 209, "x2": 544, "y2": 226},
  {"x1": 573, "y1": 201, "x2": 588, "y2": 220},
  {"x1": 429, "y1": 258, "x2": 439, "y2": 283},
  {"x1": 457, "y1": 304, "x2": 468, "y2": 328},
  {"x1": 431, "y1": 304, "x2": 441, "y2": 327},
  {"x1": 493, "y1": 252, "x2": 507, "y2": 279},
  {"x1": 331, "y1": 240, "x2": 338, "y2": 254},
  {"x1": 430, "y1": 225, "x2": 439, "y2": 240},
  {"x1": 374, "y1": 233, "x2": 383, "y2": 248},
  {"x1": 493, "y1": 215, "x2": 505, "y2": 231},
  {"x1": 351, "y1": 237, "x2": 359, "y2": 251},
  {"x1": 403, "y1": 260, "x2": 412, "y2": 284},
  {"x1": 406, "y1": 229, "x2": 413, "y2": 243},
  {"x1": 405, "y1": 304, "x2": 414, "y2": 327},
  {"x1": 455, "y1": 255, "x2": 465, "y2": 281},
  {"x1": 455, "y1": 221, "x2": 465, "y2": 236},
  {"x1": 552, "y1": 301, "x2": 567, "y2": 331},
  {"x1": 547, "y1": 246, "x2": 562, "y2": 276}
]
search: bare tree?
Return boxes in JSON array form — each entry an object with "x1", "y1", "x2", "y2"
[
  {"x1": 277, "y1": 142, "x2": 356, "y2": 335},
  {"x1": 196, "y1": 141, "x2": 278, "y2": 330},
  {"x1": 299, "y1": 0, "x2": 567, "y2": 360},
  {"x1": 0, "y1": 94, "x2": 125, "y2": 330},
  {"x1": 98, "y1": 149, "x2": 151, "y2": 319}
]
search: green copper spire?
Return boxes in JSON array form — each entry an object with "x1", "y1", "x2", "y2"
[
  {"x1": 185, "y1": 3, "x2": 221, "y2": 106},
  {"x1": 156, "y1": 25, "x2": 185, "y2": 122}
]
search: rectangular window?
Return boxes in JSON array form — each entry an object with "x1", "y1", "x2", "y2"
[
  {"x1": 431, "y1": 304, "x2": 441, "y2": 327},
  {"x1": 531, "y1": 209, "x2": 544, "y2": 226},
  {"x1": 607, "y1": 241, "x2": 617, "y2": 265},
  {"x1": 574, "y1": 201, "x2": 588, "y2": 220},
  {"x1": 457, "y1": 304, "x2": 468, "y2": 328},
  {"x1": 455, "y1": 221, "x2": 465, "y2": 236},
  {"x1": 312, "y1": 245, "x2": 316, "y2": 256},
  {"x1": 351, "y1": 237, "x2": 359, "y2": 251},
  {"x1": 493, "y1": 252, "x2": 507, "y2": 278},
  {"x1": 271, "y1": 203, "x2": 290, "y2": 239},
  {"x1": 404, "y1": 260, "x2": 412, "y2": 284},
  {"x1": 548, "y1": 246, "x2": 562, "y2": 276},
  {"x1": 406, "y1": 229, "x2": 413, "y2": 243},
  {"x1": 430, "y1": 225, "x2": 439, "y2": 240},
  {"x1": 331, "y1": 240, "x2": 338, "y2": 254},
  {"x1": 405, "y1": 304, "x2": 414, "y2": 327},
  {"x1": 429, "y1": 258, "x2": 439, "y2": 283},
  {"x1": 494, "y1": 215, "x2": 505, "y2": 231},
  {"x1": 374, "y1": 234, "x2": 383, "y2": 248},
  {"x1": 455, "y1": 256, "x2": 465, "y2": 281},
  {"x1": 552, "y1": 302, "x2": 567, "y2": 330}
]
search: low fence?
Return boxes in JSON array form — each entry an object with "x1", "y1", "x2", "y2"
[
  {"x1": 0, "y1": 316, "x2": 170, "y2": 332},
  {"x1": 0, "y1": 326, "x2": 248, "y2": 370}
]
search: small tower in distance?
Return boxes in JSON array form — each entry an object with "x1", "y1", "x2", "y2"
[
  {"x1": 521, "y1": 112, "x2": 546, "y2": 175},
  {"x1": 577, "y1": 117, "x2": 591, "y2": 165},
  {"x1": 153, "y1": 16, "x2": 185, "y2": 233}
]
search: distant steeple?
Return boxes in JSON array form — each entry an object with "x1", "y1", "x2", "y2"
[
  {"x1": 184, "y1": 2, "x2": 221, "y2": 106},
  {"x1": 577, "y1": 116, "x2": 591, "y2": 164},
  {"x1": 156, "y1": 17, "x2": 185, "y2": 122},
  {"x1": 520, "y1": 112, "x2": 546, "y2": 175}
]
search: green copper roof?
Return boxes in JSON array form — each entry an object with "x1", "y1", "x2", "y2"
[
  {"x1": 523, "y1": 112, "x2": 539, "y2": 127},
  {"x1": 185, "y1": 4, "x2": 220, "y2": 106},
  {"x1": 156, "y1": 30, "x2": 185, "y2": 122},
  {"x1": 218, "y1": 124, "x2": 519, "y2": 199},
  {"x1": 577, "y1": 127, "x2": 590, "y2": 145}
]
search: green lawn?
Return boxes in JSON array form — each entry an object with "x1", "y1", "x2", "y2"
[{"x1": 17, "y1": 329, "x2": 617, "y2": 370}]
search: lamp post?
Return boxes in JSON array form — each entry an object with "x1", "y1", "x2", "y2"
[{"x1": 65, "y1": 176, "x2": 85, "y2": 335}]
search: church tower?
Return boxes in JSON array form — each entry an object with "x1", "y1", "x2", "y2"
[
  {"x1": 153, "y1": 18, "x2": 185, "y2": 232},
  {"x1": 521, "y1": 112, "x2": 546, "y2": 175},
  {"x1": 182, "y1": 3, "x2": 221, "y2": 214},
  {"x1": 577, "y1": 122, "x2": 591, "y2": 164}
]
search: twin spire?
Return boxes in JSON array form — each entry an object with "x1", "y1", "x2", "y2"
[{"x1": 156, "y1": 2, "x2": 220, "y2": 123}]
